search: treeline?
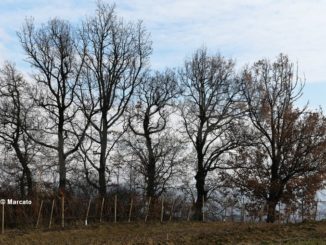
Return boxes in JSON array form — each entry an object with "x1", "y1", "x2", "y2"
[{"x1": 0, "y1": 2, "x2": 325, "y2": 223}]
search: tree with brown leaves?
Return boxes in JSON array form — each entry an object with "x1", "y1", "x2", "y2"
[{"x1": 231, "y1": 54, "x2": 326, "y2": 223}]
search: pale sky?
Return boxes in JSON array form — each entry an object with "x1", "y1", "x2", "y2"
[{"x1": 0, "y1": 0, "x2": 325, "y2": 109}]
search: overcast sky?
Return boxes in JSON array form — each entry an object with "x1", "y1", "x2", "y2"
[{"x1": 1, "y1": 0, "x2": 325, "y2": 109}]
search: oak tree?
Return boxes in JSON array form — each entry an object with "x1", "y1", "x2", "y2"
[
  {"x1": 78, "y1": 2, "x2": 152, "y2": 197},
  {"x1": 125, "y1": 70, "x2": 183, "y2": 198},
  {"x1": 180, "y1": 48, "x2": 243, "y2": 220},
  {"x1": 234, "y1": 54, "x2": 326, "y2": 222},
  {"x1": 18, "y1": 18, "x2": 90, "y2": 196}
]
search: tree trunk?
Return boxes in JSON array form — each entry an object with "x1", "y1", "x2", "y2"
[
  {"x1": 58, "y1": 115, "x2": 66, "y2": 196},
  {"x1": 266, "y1": 160, "x2": 282, "y2": 223},
  {"x1": 145, "y1": 131, "x2": 156, "y2": 198},
  {"x1": 266, "y1": 200, "x2": 278, "y2": 223},
  {"x1": 98, "y1": 163, "x2": 106, "y2": 198},
  {"x1": 146, "y1": 159, "x2": 156, "y2": 198},
  {"x1": 19, "y1": 172, "x2": 26, "y2": 198},
  {"x1": 266, "y1": 173, "x2": 283, "y2": 223},
  {"x1": 58, "y1": 146, "x2": 66, "y2": 196},
  {"x1": 22, "y1": 166, "x2": 33, "y2": 197},
  {"x1": 194, "y1": 164, "x2": 206, "y2": 221},
  {"x1": 13, "y1": 143, "x2": 33, "y2": 198},
  {"x1": 194, "y1": 123, "x2": 206, "y2": 221},
  {"x1": 25, "y1": 167, "x2": 33, "y2": 197},
  {"x1": 99, "y1": 112, "x2": 108, "y2": 198},
  {"x1": 139, "y1": 111, "x2": 157, "y2": 199}
]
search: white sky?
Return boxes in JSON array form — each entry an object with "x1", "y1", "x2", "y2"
[{"x1": 1, "y1": 0, "x2": 326, "y2": 108}]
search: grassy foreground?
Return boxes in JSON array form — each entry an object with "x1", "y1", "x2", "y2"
[{"x1": 1, "y1": 221, "x2": 326, "y2": 244}]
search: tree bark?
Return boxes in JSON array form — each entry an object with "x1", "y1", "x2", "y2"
[
  {"x1": 144, "y1": 112, "x2": 156, "y2": 198},
  {"x1": 24, "y1": 167, "x2": 33, "y2": 197},
  {"x1": 99, "y1": 111, "x2": 108, "y2": 198},
  {"x1": 146, "y1": 163, "x2": 156, "y2": 198},
  {"x1": 194, "y1": 156, "x2": 206, "y2": 221},
  {"x1": 58, "y1": 113, "x2": 66, "y2": 196},
  {"x1": 19, "y1": 172, "x2": 26, "y2": 198},
  {"x1": 13, "y1": 143, "x2": 33, "y2": 198},
  {"x1": 266, "y1": 171, "x2": 282, "y2": 223},
  {"x1": 266, "y1": 199, "x2": 278, "y2": 223}
]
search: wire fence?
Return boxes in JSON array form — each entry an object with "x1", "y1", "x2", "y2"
[{"x1": 1, "y1": 194, "x2": 326, "y2": 233}]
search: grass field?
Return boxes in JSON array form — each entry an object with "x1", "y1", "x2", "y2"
[{"x1": 1, "y1": 221, "x2": 326, "y2": 244}]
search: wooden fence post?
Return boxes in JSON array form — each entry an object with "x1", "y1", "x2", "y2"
[
  {"x1": 114, "y1": 195, "x2": 117, "y2": 223},
  {"x1": 145, "y1": 197, "x2": 151, "y2": 223},
  {"x1": 1, "y1": 202, "x2": 4, "y2": 234},
  {"x1": 49, "y1": 199, "x2": 55, "y2": 229},
  {"x1": 128, "y1": 198, "x2": 133, "y2": 223},
  {"x1": 100, "y1": 198, "x2": 104, "y2": 223},
  {"x1": 160, "y1": 197, "x2": 164, "y2": 223},
  {"x1": 36, "y1": 200, "x2": 43, "y2": 228},
  {"x1": 85, "y1": 198, "x2": 91, "y2": 226},
  {"x1": 61, "y1": 196, "x2": 64, "y2": 228}
]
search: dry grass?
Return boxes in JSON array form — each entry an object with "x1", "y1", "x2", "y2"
[{"x1": 1, "y1": 221, "x2": 326, "y2": 244}]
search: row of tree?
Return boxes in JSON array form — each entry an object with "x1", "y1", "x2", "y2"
[{"x1": 0, "y1": 2, "x2": 325, "y2": 223}]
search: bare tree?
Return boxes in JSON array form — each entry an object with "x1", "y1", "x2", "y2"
[
  {"x1": 18, "y1": 18, "x2": 90, "y2": 196},
  {"x1": 0, "y1": 63, "x2": 39, "y2": 197},
  {"x1": 78, "y1": 2, "x2": 152, "y2": 197},
  {"x1": 235, "y1": 54, "x2": 326, "y2": 222},
  {"x1": 180, "y1": 48, "x2": 243, "y2": 220},
  {"x1": 125, "y1": 70, "x2": 183, "y2": 198}
]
